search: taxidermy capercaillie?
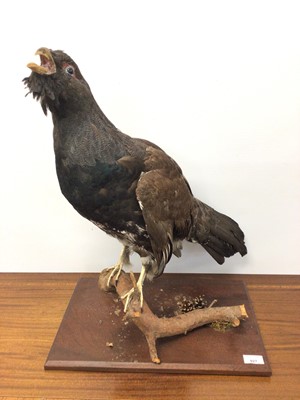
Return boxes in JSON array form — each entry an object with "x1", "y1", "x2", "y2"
[{"x1": 24, "y1": 48, "x2": 247, "y2": 311}]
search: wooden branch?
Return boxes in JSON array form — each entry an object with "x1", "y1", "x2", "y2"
[{"x1": 98, "y1": 268, "x2": 248, "y2": 364}]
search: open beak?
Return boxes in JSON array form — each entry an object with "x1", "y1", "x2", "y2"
[{"x1": 27, "y1": 47, "x2": 56, "y2": 75}]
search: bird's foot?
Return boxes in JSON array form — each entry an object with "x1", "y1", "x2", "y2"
[
  {"x1": 121, "y1": 282, "x2": 144, "y2": 314},
  {"x1": 107, "y1": 263, "x2": 123, "y2": 288},
  {"x1": 106, "y1": 246, "x2": 131, "y2": 289}
]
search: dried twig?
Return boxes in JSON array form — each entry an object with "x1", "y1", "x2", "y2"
[{"x1": 98, "y1": 268, "x2": 248, "y2": 364}]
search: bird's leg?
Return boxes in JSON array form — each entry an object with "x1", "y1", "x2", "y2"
[
  {"x1": 107, "y1": 245, "x2": 131, "y2": 288},
  {"x1": 122, "y1": 265, "x2": 147, "y2": 313}
]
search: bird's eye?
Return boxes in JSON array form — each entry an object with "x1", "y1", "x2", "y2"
[{"x1": 65, "y1": 66, "x2": 75, "y2": 75}]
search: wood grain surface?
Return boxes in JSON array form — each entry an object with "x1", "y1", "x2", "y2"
[{"x1": 0, "y1": 273, "x2": 299, "y2": 400}]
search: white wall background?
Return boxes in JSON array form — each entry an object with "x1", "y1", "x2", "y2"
[{"x1": 0, "y1": 1, "x2": 299, "y2": 274}]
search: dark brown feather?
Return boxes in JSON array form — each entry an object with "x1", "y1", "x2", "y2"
[{"x1": 24, "y1": 48, "x2": 247, "y2": 281}]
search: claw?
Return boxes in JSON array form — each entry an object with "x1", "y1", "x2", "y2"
[
  {"x1": 121, "y1": 286, "x2": 144, "y2": 313},
  {"x1": 107, "y1": 263, "x2": 123, "y2": 288},
  {"x1": 121, "y1": 266, "x2": 146, "y2": 313},
  {"x1": 106, "y1": 246, "x2": 131, "y2": 288},
  {"x1": 121, "y1": 287, "x2": 135, "y2": 312}
]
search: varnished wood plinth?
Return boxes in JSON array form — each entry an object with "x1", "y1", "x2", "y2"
[{"x1": 45, "y1": 276, "x2": 271, "y2": 375}]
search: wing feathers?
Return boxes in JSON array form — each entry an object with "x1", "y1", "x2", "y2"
[{"x1": 136, "y1": 146, "x2": 194, "y2": 276}]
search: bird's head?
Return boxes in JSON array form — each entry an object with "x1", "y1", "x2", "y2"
[{"x1": 23, "y1": 47, "x2": 91, "y2": 116}]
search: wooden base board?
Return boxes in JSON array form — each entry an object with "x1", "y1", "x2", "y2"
[{"x1": 45, "y1": 274, "x2": 271, "y2": 375}]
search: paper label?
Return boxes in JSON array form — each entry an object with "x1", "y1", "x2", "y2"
[{"x1": 243, "y1": 354, "x2": 265, "y2": 365}]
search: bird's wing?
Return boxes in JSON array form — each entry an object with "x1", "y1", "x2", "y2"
[{"x1": 136, "y1": 146, "x2": 194, "y2": 275}]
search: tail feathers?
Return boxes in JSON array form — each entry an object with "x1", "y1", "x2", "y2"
[{"x1": 192, "y1": 199, "x2": 247, "y2": 265}]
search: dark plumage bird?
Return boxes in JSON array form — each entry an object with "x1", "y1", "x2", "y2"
[{"x1": 24, "y1": 48, "x2": 247, "y2": 310}]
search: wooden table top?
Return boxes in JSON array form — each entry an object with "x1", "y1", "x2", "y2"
[{"x1": 0, "y1": 273, "x2": 299, "y2": 400}]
